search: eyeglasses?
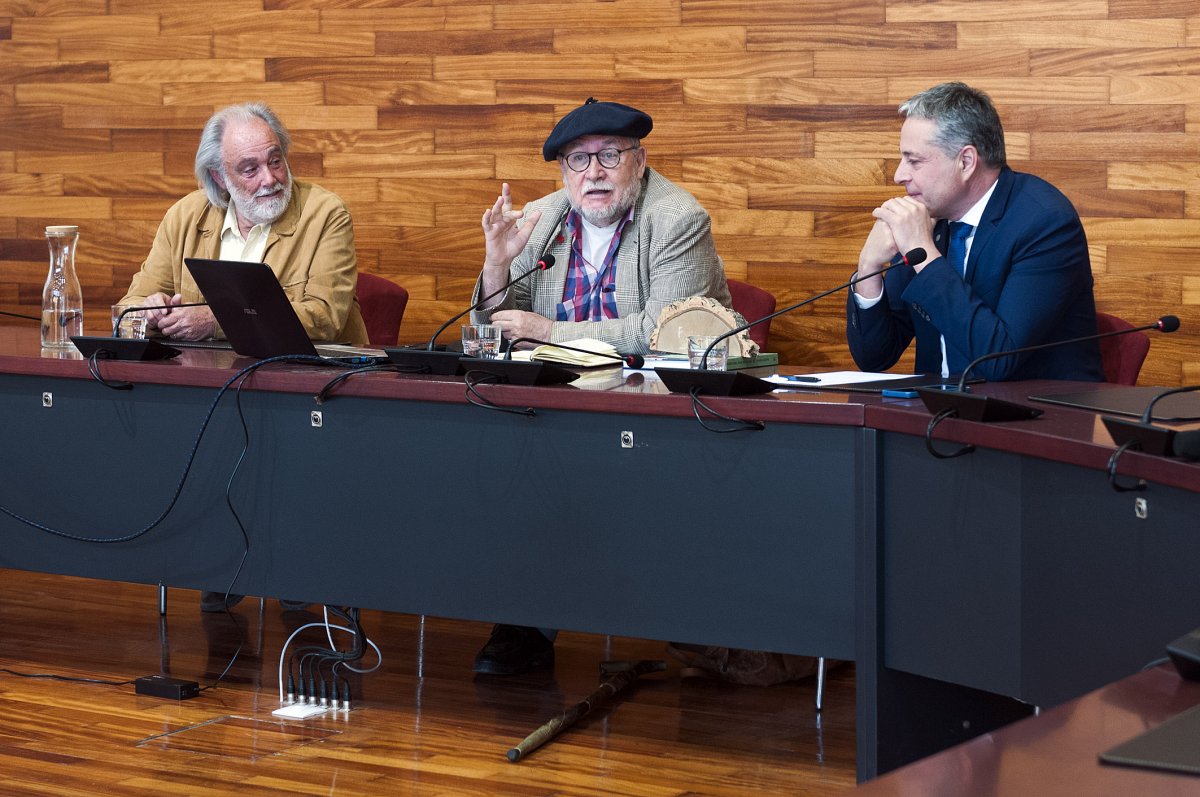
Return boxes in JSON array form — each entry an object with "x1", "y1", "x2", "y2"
[{"x1": 561, "y1": 147, "x2": 638, "y2": 172}]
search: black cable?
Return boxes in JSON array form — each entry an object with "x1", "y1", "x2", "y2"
[
  {"x1": 84, "y1": 350, "x2": 132, "y2": 391},
  {"x1": 1140, "y1": 384, "x2": 1200, "y2": 424},
  {"x1": 463, "y1": 370, "x2": 535, "y2": 416},
  {"x1": 196, "y1": 367, "x2": 259, "y2": 692},
  {"x1": 0, "y1": 309, "x2": 41, "y2": 322},
  {"x1": 0, "y1": 668, "x2": 136, "y2": 686},
  {"x1": 286, "y1": 607, "x2": 372, "y2": 704},
  {"x1": 198, "y1": 603, "x2": 249, "y2": 693},
  {"x1": 0, "y1": 353, "x2": 352, "y2": 543},
  {"x1": 924, "y1": 408, "x2": 975, "y2": 459},
  {"x1": 688, "y1": 388, "x2": 765, "y2": 433},
  {"x1": 1106, "y1": 439, "x2": 1147, "y2": 493},
  {"x1": 0, "y1": 353, "x2": 355, "y2": 693},
  {"x1": 313, "y1": 363, "x2": 418, "y2": 404},
  {"x1": 201, "y1": 355, "x2": 360, "y2": 692}
]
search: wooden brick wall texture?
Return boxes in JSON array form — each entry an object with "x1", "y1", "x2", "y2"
[{"x1": 2, "y1": 0, "x2": 1198, "y2": 385}]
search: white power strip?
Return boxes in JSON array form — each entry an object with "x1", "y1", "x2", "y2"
[{"x1": 272, "y1": 703, "x2": 330, "y2": 719}]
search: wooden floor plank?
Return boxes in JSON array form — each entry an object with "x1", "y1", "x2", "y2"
[{"x1": 0, "y1": 569, "x2": 856, "y2": 795}]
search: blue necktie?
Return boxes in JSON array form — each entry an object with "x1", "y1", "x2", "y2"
[{"x1": 947, "y1": 221, "x2": 974, "y2": 275}]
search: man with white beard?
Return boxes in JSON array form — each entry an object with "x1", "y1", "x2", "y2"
[
  {"x1": 120, "y1": 101, "x2": 367, "y2": 345},
  {"x1": 469, "y1": 99, "x2": 734, "y2": 677},
  {"x1": 471, "y1": 97, "x2": 732, "y2": 355}
]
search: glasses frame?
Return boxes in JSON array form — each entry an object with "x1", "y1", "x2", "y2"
[{"x1": 561, "y1": 146, "x2": 639, "y2": 173}]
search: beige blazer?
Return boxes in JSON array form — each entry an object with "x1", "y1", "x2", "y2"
[
  {"x1": 473, "y1": 168, "x2": 731, "y2": 354},
  {"x1": 121, "y1": 180, "x2": 368, "y2": 344}
]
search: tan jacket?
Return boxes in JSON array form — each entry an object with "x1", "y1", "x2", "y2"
[
  {"x1": 472, "y1": 168, "x2": 731, "y2": 354},
  {"x1": 121, "y1": 180, "x2": 368, "y2": 344}
]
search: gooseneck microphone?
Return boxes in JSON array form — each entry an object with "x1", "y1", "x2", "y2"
[
  {"x1": 112, "y1": 301, "x2": 210, "y2": 337},
  {"x1": 918, "y1": 315, "x2": 1181, "y2": 425},
  {"x1": 657, "y1": 248, "x2": 928, "y2": 396},
  {"x1": 502, "y1": 337, "x2": 646, "y2": 368},
  {"x1": 419, "y1": 205, "x2": 569, "y2": 358},
  {"x1": 956, "y1": 315, "x2": 1179, "y2": 393},
  {"x1": 71, "y1": 301, "x2": 215, "y2": 362},
  {"x1": 913, "y1": 314, "x2": 1180, "y2": 461},
  {"x1": 424, "y1": 253, "x2": 556, "y2": 352},
  {"x1": 385, "y1": 250, "x2": 559, "y2": 375},
  {"x1": 1102, "y1": 380, "x2": 1200, "y2": 462},
  {"x1": 455, "y1": 331, "x2": 579, "y2": 387},
  {"x1": 700, "y1": 247, "x2": 929, "y2": 370}
]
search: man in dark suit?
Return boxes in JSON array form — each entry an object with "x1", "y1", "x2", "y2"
[{"x1": 846, "y1": 82, "x2": 1104, "y2": 382}]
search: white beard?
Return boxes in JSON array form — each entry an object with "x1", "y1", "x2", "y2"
[
  {"x1": 226, "y1": 169, "x2": 293, "y2": 227},
  {"x1": 575, "y1": 176, "x2": 642, "y2": 227}
]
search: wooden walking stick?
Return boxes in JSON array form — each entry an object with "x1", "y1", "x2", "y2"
[{"x1": 506, "y1": 659, "x2": 666, "y2": 762}]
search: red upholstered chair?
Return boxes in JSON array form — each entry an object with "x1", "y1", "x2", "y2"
[
  {"x1": 1096, "y1": 311, "x2": 1150, "y2": 385},
  {"x1": 727, "y1": 279, "x2": 777, "y2": 351},
  {"x1": 356, "y1": 273, "x2": 408, "y2": 347}
]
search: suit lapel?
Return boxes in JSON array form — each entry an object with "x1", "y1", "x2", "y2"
[
  {"x1": 611, "y1": 171, "x2": 654, "y2": 313},
  {"x1": 612, "y1": 219, "x2": 640, "y2": 312},
  {"x1": 532, "y1": 199, "x2": 570, "y2": 317},
  {"x1": 932, "y1": 218, "x2": 950, "y2": 259},
  {"x1": 963, "y1": 166, "x2": 1014, "y2": 284},
  {"x1": 182, "y1": 204, "x2": 224, "y2": 301}
]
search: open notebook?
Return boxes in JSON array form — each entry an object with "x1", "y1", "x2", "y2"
[{"x1": 507, "y1": 337, "x2": 623, "y2": 368}]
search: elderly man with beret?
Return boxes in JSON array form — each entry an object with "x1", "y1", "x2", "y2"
[
  {"x1": 470, "y1": 98, "x2": 733, "y2": 676},
  {"x1": 471, "y1": 97, "x2": 733, "y2": 356}
]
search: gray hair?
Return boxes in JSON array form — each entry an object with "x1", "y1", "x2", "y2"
[
  {"x1": 898, "y1": 82, "x2": 1006, "y2": 169},
  {"x1": 194, "y1": 102, "x2": 292, "y2": 207}
]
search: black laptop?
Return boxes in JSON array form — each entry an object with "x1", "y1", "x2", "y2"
[{"x1": 184, "y1": 258, "x2": 384, "y2": 362}]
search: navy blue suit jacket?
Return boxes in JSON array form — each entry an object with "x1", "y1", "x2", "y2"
[{"x1": 846, "y1": 167, "x2": 1104, "y2": 382}]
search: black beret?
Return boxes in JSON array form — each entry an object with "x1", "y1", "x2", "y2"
[{"x1": 542, "y1": 98, "x2": 653, "y2": 161}]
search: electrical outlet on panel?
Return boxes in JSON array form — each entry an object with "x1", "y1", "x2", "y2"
[
  {"x1": 42, "y1": 392, "x2": 53, "y2": 408},
  {"x1": 620, "y1": 431, "x2": 634, "y2": 448},
  {"x1": 1134, "y1": 497, "x2": 1148, "y2": 519},
  {"x1": 311, "y1": 410, "x2": 323, "y2": 428}
]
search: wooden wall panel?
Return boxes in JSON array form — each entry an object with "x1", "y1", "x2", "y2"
[{"x1": 0, "y1": 0, "x2": 1197, "y2": 386}]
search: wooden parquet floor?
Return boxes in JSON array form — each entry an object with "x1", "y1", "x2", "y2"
[{"x1": 0, "y1": 569, "x2": 857, "y2": 796}]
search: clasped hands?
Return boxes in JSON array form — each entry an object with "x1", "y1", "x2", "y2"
[
  {"x1": 143, "y1": 292, "x2": 217, "y2": 341},
  {"x1": 855, "y1": 196, "x2": 940, "y2": 297}
]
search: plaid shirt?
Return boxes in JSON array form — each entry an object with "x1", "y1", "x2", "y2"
[{"x1": 556, "y1": 208, "x2": 632, "y2": 322}]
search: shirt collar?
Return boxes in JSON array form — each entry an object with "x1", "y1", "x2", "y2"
[
  {"x1": 956, "y1": 178, "x2": 998, "y2": 227},
  {"x1": 220, "y1": 203, "x2": 272, "y2": 243}
]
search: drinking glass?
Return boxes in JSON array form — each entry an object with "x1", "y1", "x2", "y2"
[{"x1": 687, "y1": 335, "x2": 728, "y2": 371}]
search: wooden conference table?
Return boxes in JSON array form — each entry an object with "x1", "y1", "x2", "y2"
[
  {"x1": 1, "y1": 326, "x2": 1197, "y2": 782},
  {"x1": 849, "y1": 664, "x2": 1200, "y2": 795}
]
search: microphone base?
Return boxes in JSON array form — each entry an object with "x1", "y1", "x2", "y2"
[
  {"x1": 383, "y1": 346, "x2": 464, "y2": 375},
  {"x1": 1101, "y1": 416, "x2": 1177, "y2": 456},
  {"x1": 1174, "y1": 430, "x2": 1200, "y2": 461},
  {"x1": 917, "y1": 386, "x2": 1043, "y2": 422},
  {"x1": 71, "y1": 336, "x2": 182, "y2": 361},
  {"x1": 1167, "y1": 627, "x2": 1200, "y2": 681},
  {"x1": 655, "y1": 368, "x2": 775, "y2": 396},
  {"x1": 460, "y1": 358, "x2": 579, "y2": 386}
]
